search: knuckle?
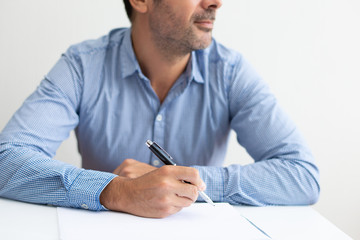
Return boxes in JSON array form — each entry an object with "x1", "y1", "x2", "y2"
[
  {"x1": 185, "y1": 186, "x2": 198, "y2": 202},
  {"x1": 192, "y1": 168, "x2": 200, "y2": 178},
  {"x1": 159, "y1": 165, "x2": 173, "y2": 175},
  {"x1": 158, "y1": 179, "x2": 171, "y2": 189},
  {"x1": 159, "y1": 195, "x2": 171, "y2": 205},
  {"x1": 191, "y1": 185, "x2": 198, "y2": 197},
  {"x1": 123, "y1": 158, "x2": 134, "y2": 165},
  {"x1": 121, "y1": 168, "x2": 131, "y2": 176},
  {"x1": 127, "y1": 173, "x2": 136, "y2": 178}
]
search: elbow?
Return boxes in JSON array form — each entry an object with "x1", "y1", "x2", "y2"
[
  {"x1": 281, "y1": 175, "x2": 320, "y2": 206},
  {"x1": 306, "y1": 176, "x2": 320, "y2": 205},
  {"x1": 296, "y1": 163, "x2": 321, "y2": 205},
  {"x1": 280, "y1": 159, "x2": 321, "y2": 206},
  {"x1": 303, "y1": 181, "x2": 320, "y2": 205}
]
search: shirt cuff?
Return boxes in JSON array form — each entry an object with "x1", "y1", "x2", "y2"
[
  {"x1": 66, "y1": 169, "x2": 117, "y2": 211},
  {"x1": 192, "y1": 166, "x2": 225, "y2": 202}
]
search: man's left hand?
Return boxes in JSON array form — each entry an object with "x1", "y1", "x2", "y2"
[{"x1": 113, "y1": 158, "x2": 157, "y2": 178}]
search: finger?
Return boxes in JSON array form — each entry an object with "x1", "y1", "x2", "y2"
[
  {"x1": 112, "y1": 165, "x2": 123, "y2": 175},
  {"x1": 156, "y1": 194, "x2": 191, "y2": 215},
  {"x1": 154, "y1": 205, "x2": 183, "y2": 218},
  {"x1": 174, "y1": 192, "x2": 196, "y2": 207},
  {"x1": 172, "y1": 166, "x2": 206, "y2": 191},
  {"x1": 172, "y1": 181, "x2": 199, "y2": 202},
  {"x1": 112, "y1": 159, "x2": 136, "y2": 175}
]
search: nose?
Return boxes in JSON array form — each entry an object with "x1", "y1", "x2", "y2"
[{"x1": 202, "y1": 0, "x2": 222, "y2": 10}]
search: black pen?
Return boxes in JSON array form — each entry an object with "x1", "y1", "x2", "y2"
[{"x1": 146, "y1": 140, "x2": 215, "y2": 206}]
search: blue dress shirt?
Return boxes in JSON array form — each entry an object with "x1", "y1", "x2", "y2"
[{"x1": 0, "y1": 28, "x2": 320, "y2": 210}]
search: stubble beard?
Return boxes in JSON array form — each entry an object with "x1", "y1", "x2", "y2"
[{"x1": 149, "y1": 7, "x2": 215, "y2": 62}]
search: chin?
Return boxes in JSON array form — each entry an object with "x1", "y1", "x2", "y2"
[{"x1": 195, "y1": 38, "x2": 213, "y2": 50}]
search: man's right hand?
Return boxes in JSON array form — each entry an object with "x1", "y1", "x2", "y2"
[{"x1": 99, "y1": 165, "x2": 206, "y2": 218}]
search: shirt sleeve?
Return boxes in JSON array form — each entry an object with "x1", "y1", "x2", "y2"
[
  {"x1": 0, "y1": 49, "x2": 117, "y2": 210},
  {"x1": 194, "y1": 56, "x2": 320, "y2": 206}
]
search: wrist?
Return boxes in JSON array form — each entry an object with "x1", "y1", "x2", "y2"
[{"x1": 100, "y1": 176, "x2": 129, "y2": 211}]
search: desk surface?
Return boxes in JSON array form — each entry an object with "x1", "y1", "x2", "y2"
[{"x1": 0, "y1": 198, "x2": 352, "y2": 240}]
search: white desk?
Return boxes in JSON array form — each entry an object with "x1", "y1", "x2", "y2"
[{"x1": 0, "y1": 197, "x2": 352, "y2": 240}]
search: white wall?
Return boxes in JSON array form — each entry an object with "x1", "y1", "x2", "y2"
[{"x1": 0, "y1": 1, "x2": 359, "y2": 239}]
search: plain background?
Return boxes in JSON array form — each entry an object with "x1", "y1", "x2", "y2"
[{"x1": 0, "y1": 0, "x2": 359, "y2": 239}]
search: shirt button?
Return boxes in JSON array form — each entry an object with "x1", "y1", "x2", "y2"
[
  {"x1": 81, "y1": 204, "x2": 89, "y2": 210},
  {"x1": 156, "y1": 114, "x2": 163, "y2": 121},
  {"x1": 152, "y1": 159, "x2": 161, "y2": 166}
]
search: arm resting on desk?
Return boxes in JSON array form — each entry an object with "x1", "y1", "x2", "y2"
[
  {"x1": 194, "y1": 56, "x2": 320, "y2": 206},
  {"x1": 0, "y1": 143, "x2": 116, "y2": 210},
  {"x1": 0, "y1": 52, "x2": 117, "y2": 210}
]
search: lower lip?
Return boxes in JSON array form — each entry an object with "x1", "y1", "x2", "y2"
[{"x1": 195, "y1": 21, "x2": 213, "y2": 29}]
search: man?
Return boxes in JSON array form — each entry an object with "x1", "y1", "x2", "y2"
[{"x1": 0, "y1": 0, "x2": 320, "y2": 218}]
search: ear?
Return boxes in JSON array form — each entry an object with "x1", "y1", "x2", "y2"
[{"x1": 129, "y1": 0, "x2": 149, "y2": 14}]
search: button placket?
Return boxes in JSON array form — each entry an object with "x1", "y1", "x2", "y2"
[
  {"x1": 156, "y1": 114, "x2": 163, "y2": 122},
  {"x1": 152, "y1": 109, "x2": 166, "y2": 162},
  {"x1": 152, "y1": 159, "x2": 161, "y2": 167}
]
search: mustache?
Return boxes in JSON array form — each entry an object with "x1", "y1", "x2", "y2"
[{"x1": 192, "y1": 10, "x2": 216, "y2": 21}]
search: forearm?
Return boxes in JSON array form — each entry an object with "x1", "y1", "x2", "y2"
[
  {"x1": 194, "y1": 158, "x2": 320, "y2": 205},
  {"x1": 0, "y1": 143, "x2": 116, "y2": 210}
]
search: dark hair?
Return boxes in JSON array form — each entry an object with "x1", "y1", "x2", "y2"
[{"x1": 123, "y1": 0, "x2": 132, "y2": 20}]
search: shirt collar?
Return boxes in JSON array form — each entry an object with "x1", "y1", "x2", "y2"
[
  {"x1": 119, "y1": 28, "x2": 141, "y2": 79},
  {"x1": 119, "y1": 28, "x2": 205, "y2": 85},
  {"x1": 190, "y1": 51, "x2": 205, "y2": 84}
]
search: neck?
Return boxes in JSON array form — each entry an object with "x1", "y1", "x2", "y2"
[{"x1": 131, "y1": 24, "x2": 190, "y2": 103}]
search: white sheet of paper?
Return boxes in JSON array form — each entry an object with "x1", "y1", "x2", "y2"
[{"x1": 57, "y1": 203, "x2": 269, "y2": 240}]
